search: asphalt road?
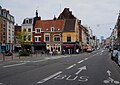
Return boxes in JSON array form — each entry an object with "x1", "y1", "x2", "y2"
[{"x1": 0, "y1": 49, "x2": 120, "y2": 85}]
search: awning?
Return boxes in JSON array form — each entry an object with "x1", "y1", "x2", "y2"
[{"x1": 63, "y1": 44, "x2": 74, "y2": 49}]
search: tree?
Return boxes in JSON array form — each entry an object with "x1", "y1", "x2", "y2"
[{"x1": 16, "y1": 31, "x2": 31, "y2": 49}]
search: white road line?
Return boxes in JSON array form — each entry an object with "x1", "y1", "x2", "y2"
[
  {"x1": 84, "y1": 58, "x2": 88, "y2": 60},
  {"x1": 0, "y1": 83, "x2": 3, "y2": 85},
  {"x1": 77, "y1": 60, "x2": 84, "y2": 64},
  {"x1": 37, "y1": 71, "x2": 62, "y2": 84},
  {"x1": 66, "y1": 64, "x2": 76, "y2": 69},
  {"x1": 3, "y1": 63, "x2": 26, "y2": 68},
  {"x1": 32, "y1": 59, "x2": 48, "y2": 63}
]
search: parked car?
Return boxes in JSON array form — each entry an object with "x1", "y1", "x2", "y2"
[
  {"x1": 86, "y1": 48, "x2": 93, "y2": 52},
  {"x1": 111, "y1": 49, "x2": 118, "y2": 62},
  {"x1": 4, "y1": 50, "x2": 13, "y2": 56},
  {"x1": 116, "y1": 51, "x2": 120, "y2": 66}
]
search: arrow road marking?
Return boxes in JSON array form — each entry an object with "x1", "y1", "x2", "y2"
[
  {"x1": 37, "y1": 71, "x2": 62, "y2": 84},
  {"x1": 66, "y1": 64, "x2": 76, "y2": 69},
  {"x1": 75, "y1": 66, "x2": 87, "y2": 75},
  {"x1": 107, "y1": 70, "x2": 111, "y2": 76}
]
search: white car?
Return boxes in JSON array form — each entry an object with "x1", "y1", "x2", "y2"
[
  {"x1": 117, "y1": 51, "x2": 120, "y2": 66},
  {"x1": 111, "y1": 50, "x2": 118, "y2": 61}
]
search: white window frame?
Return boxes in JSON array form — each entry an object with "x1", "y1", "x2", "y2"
[
  {"x1": 44, "y1": 33, "x2": 50, "y2": 42},
  {"x1": 35, "y1": 28, "x2": 41, "y2": 33},
  {"x1": 51, "y1": 27, "x2": 55, "y2": 32},
  {"x1": 34, "y1": 36, "x2": 41, "y2": 42},
  {"x1": 53, "y1": 34, "x2": 61, "y2": 42}
]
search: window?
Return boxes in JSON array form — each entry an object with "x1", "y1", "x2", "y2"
[
  {"x1": 26, "y1": 20, "x2": 29, "y2": 24},
  {"x1": 51, "y1": 27, "x2": 55, "y2": 32},
  {"x1": 28, "y1": 28, "x2": 31, "y2": 32},
  {"x1": 23, "y1": 29, "x2": 26, "y2": 32},
  {"x1": 67, "y1": 36, "x2": 71, "y2": 42},
  {"x1": 35, "y1": 28, "x2": 41, "y2": 33},
  {"x1": 54, "y1": 35, "x2": 60, "y2": 42},
  {"x1": 45, "y1": 35, "x2": 50, "y2": 42},
  {"x1": 23, "y1": 35, "x2": 26, "y2": 41},
  {"x1": 28, "y1": 35, "x2": 31, "y2": 41},
  {"x1": 35, "y1": 36, "x2": 41, "y2": 42}
]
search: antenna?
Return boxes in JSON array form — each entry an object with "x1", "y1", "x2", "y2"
[{"x1": 60, "y1": 0, "x2": 62, "y2": 13}]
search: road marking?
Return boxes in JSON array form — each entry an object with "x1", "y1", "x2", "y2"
[
  {"x1": 3, "y1": 63, "x2": 26, "y2": 68},
  {"x1": 75, "y1": 66, "x2": 87, "y2": 75},
  {"x1": 107, "y1": 70, "x2": 111, "y2": 76},
  {"x1": 84, "y1": 58, "x2": 88, "y2": 60},
  {"x1": 66, "y1": 64, "x2": 76, "y2": 69},
  {"x1": 66, "y1": 75, "x2": 78, "y2": 81},
  {"x1": 33, "y1": 59, "x2": 48, "y2": 63},
  {"x1": 0, "y1": 83, "x2": 3, "y2": 85},
  {"x1": 77, "y1": 60, "x2": 84, "y2": 64},
  {"x1": 37, "y1": 71, "x2": 62, "y2": 84},
  {"x1": 103, "y1": 77, "x2": 120, "y2": 84}
]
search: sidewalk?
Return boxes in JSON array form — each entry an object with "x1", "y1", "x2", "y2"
[{"x1": 0, "y1": 53, "x2": 68, "y2": 62}]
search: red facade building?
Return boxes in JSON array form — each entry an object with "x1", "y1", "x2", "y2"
[{"x1": 33, "y1": 20, "x2": 65, "y2": 54}]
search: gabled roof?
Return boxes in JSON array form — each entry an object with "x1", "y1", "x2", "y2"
[
  {"x1": 35, "y1": 20, "x2": 65, "y2": 31},
  {"x1": 63, "y1": 19, "x2": 76, "y2": 32}
]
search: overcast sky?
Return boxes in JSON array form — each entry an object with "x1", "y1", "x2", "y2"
[{"x1": 0, "y1": 0, "x2": 120, "y2": 39}]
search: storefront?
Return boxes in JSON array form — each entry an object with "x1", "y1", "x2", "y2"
[
  {"x1": 46, "y1": 43, "x2": 61, "y2": 54},
  {"x1": 62, "y1": 42, "x2": 81, "y2": 54},
  {"x1": 0, "y1": 43, "x2": 14, "y2": 53},
  {"x1": 32, "y1": 42, "x2": 46, "y2": 53}
]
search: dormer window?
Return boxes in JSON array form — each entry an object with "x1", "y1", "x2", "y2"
[
  {"x1": 51, "y1": 27, "x2": 55, "y2": 32},
  {"x1": 35, "y1": 28, "x2": 41, "y2": 33},
  {"x1": 26, "y1": 19, "x2": 29, "y2": 24}
]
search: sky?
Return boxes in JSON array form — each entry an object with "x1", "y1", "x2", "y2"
[{"x1": 0, "y1": 0, "x2": 120, "y2": 39}]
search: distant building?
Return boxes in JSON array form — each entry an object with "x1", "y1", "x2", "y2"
[
  {"x1": 20, "y1": 10, "x2": 41, "y2": 52},
  {"x1": 58, "y1": 8, "x2": 76, "y2": 20},
  {"x1": 0, "y1": 6, "x2": 15, "y2": 52},
  {"x1": 62, "y1": 19, "x2": 81, "y2": 54},
  {"x1": 33, "y1": 19, "x2": 65, "y2": 54},
  {"x1": 14, "y1": 24, "x2": 21, "y2": 51}
]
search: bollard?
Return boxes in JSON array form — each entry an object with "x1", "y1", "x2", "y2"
[
  {"x1": 3, "y1": 53, "x2": 5, "y2": 61},
  {"x1": 11, "y1": 53, "x2": 13, "y2": 60}
]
